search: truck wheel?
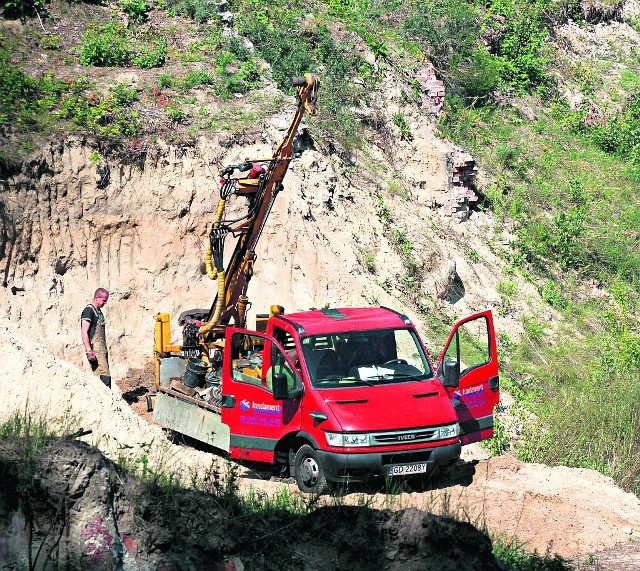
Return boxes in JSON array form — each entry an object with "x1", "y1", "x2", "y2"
[{"x1": 294, "y1": 444, "x2": 328, "y2": 493}]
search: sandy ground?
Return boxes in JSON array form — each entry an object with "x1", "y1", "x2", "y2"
[{"x1": 0, "y1": 314, "x2": 631, "y2": 565}]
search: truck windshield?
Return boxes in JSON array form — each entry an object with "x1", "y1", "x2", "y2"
[{"x1": 300, "y1": 328, "x2": 433, "y2": 388}]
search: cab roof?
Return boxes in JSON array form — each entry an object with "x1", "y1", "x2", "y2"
[{"x1": 275, "y1": 307, "x2": 413, "y2": 336}]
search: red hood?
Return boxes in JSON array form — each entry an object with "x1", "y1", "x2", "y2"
[{"x1": 320, "y1": 380, "x2": 457, "y2": 432}]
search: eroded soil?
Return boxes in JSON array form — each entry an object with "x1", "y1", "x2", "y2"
[{"x1": 116, "y1": 366, "x2": 640, "y2": 569}]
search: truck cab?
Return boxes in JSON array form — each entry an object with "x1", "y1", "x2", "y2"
[{"x1": 218, "y1": 306, "x2": 499, "y2": 492}]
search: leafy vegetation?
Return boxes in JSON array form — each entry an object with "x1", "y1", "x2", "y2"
[
  {"x1": 165, "y1": 0, "x2": 220, "y2": 22},
  {"x1": 493, "y1": 539, "x2": 572, "y2": 571},
  {"x1": 79, "y1": 22, "x2": 168, "y2": 68},
  {"x1": 0, "y1": 48, "x2": 39, "y2": 128},
  {"x1": 233, "y1": 0, "x2": 365, "y2": 155},
  {"x1": 439, "y1": 63, "x2": 640, "y2": 494}
]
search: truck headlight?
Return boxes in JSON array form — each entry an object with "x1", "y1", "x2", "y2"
[
  {"x1": 325, "y1": 432, "x2": 370, "y2": 447},
  {"x1": 438, "y1": 423, "x2": 460, "y2": 439}
]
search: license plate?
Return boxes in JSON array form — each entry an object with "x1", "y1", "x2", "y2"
[{"x1": 388, "y1": 463, "x2": 427, "y2": 476}]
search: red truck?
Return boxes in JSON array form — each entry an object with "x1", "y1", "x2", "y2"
[
  {"x1": 151, "y1": 74, "x2": 500, "y2": 492},
  {"x1": 153, "y1": 306, "x2": 499, "y2": 492}
]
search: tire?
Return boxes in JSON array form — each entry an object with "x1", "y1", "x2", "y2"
[{"x1": 294, "y1": 444, "x2": 329, "y2": 494}]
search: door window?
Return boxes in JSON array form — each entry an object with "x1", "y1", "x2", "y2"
[
  {"x1": 442, "y1": 316, "x2": 490, "y2": 377},
  {"x1": 230, "y1": 332, "x2": 299, "y2": 392}
]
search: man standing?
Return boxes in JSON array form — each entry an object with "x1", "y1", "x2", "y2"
[{"x1": 81, "y1": 288, "x2": 111, "y2": 388}]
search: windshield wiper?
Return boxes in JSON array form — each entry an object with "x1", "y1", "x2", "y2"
[
  {"x1": 316, "y1": 375, "x2": 372, "y2": 386},
  {"x1": 363, "y1": 373, "x2": 425, "y2": 383}
]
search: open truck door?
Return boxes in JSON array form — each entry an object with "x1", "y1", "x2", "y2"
[
  {"x1": 221, "y1": 328, "x2": 303, "y2": 463},
  {"x1": 437, "y1": 310, "x2": 499, "y2": 445}
]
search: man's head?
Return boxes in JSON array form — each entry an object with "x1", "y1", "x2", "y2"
[{"x1": 93, "y1": 288, "x2": 109, "y2": 308}]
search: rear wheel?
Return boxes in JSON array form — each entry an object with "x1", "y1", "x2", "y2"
[{"x1": 294, "y1": 444, "x2": 329, "y2": 493}]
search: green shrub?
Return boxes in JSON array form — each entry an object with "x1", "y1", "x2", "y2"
[
  {"x1": 481, "y1": 418, "x2": 510, "y2": 456},
  {"x1": 540, "y1": 280, "x2": 568, "y2": 310},
  {"x1": 166, "y1": 0, "x2": 219, "y2": 22},
  {"x1": 235, "y1": 5, "x2": 362, "y2": 154},
  {"x1": 236, "y1": 11, "x2": 316, "y2": 91},
  {"x1": 0, "y1": 50, "x2": 37, "y2": 127},
  {"x1": 489, "y1": 0, "x2": 551, "y2": 92},
  {"x1": 182, "y1": 68, "x2": 214, "y2": 89},
  {"x1": 392, "y1": 112, "x2": 413, "y2": 141},
  {"x1": 133, "y1": 36, "x2": 167, "y2": 68},
  {"x1": 591, "y1": 96, "x2": 640, "y2": 164},
  {"x1": 57, "y1": 84, "x2": 142, "y2": 137},
  {"x1": 403, "y1": 0, "x2": 479, "y2": 75},
  {"x1": 157, "y1": 72, "x2": 174, "y2": 88},
  {"x1": 119, "y1": 0, "x2": 148, "y2": 22},
  {"x1": 166, "y1": 103, "x2": 187, "y2": 123},
  {"x1": 363, "y1": 252, "x2": 376, "y2": 273},
  {"x1": 453, "y1": 48, "x2": 503, "y2": 103},
  {"x1": 111, "y1": 83, "x2": 138, "y2": 106},
  {"x1": 80, "y1": 22, "x2": 132, "y2": 67}
]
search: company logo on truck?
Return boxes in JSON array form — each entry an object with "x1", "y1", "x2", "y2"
[
  {"x1": 239, "y1": 400, "x2": 283, "y2": 427},
  {"x1": 252, "y1": 402, "x2": 281, "y2": 415},
  {"x1": 461, "y1": 384, "x2": 485, "y2": 408},
  {"x1": 462, "y1": 384, "x2": 484, "y2": 397},
  {"x1": 239, "y1": 400, "x2": 282, "y2": 414}
]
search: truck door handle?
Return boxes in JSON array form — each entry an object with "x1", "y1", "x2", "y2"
[{"x1": 221, "y1": 395, "x2": 236, "y2": 408}]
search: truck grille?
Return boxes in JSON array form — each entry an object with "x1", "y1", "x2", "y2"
[{"x1": 371, "y1": 427, "x2": 439, "y2": 445}]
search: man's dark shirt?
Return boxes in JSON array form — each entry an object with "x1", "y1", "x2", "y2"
[{"x1": 81, "y1": 304, "x2": 104, "y2": 341}]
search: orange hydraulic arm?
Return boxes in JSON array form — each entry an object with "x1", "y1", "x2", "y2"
[{"x1": 197, "y1": 73, "x2": 319, "y2": 342}]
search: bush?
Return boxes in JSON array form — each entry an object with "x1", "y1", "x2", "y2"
[
  {"x1": 236, "y1": 7, "x2": 362, "y2": 155},
  {"x1": 119, "y1": 0, "x2": 148, "y2": 22},
  {"x1": 167, "y1": 0, "x2": 219, "y2": 22},
  {"x1": 80, "y1": 22, "x2": 132, "y2": 67},
  {"x1": 57, "y1": 84, "x2": 142, "y2": 138},
  {"x1": 133, "y1": 36, "x2": 167, "y2": 68},
  {"x1": 591, "y1": 96, "x2": 640, "y2": 164},
  {"x1": 182, "y1": 68, "x2": 214, "y2": 89},
  {"x1": 403, "y1": 0, "x2": 480, "y2": 74},
  {"x1": 111, "y1": 83, "x2": 138, "y2": 106},
  {"x1": 0, "y1": 50, "x2": 37, "y2": 127},
  {"x1": 489, "y1": 0, "x2": 551, "y2": 92}
]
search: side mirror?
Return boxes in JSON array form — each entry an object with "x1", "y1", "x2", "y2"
[
  {"x1": 272, "y1": 372, "x2": 289, "y2": 400},
  {"x1": 272, "y1": 372, "x2": 304, "y2": 400},
  {"x1": 442, "y1": 360, "x2": 460, "y2": 388}
]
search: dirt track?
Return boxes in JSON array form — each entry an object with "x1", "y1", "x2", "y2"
[{"x1": 115, "y1": 365, "x2": 640, "y2": 566}]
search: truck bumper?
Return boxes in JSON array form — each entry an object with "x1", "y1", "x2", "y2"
[{"x1": 316, "y1": 441, "x2": 461, "y2": 484}]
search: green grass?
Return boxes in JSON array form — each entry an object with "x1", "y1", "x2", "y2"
[
  {"x1": 439, "y1": 93, "x2": 640, "y2": 495},
  {"x1": 493, "y1": 539, "x2": 572, "y2": 571}
]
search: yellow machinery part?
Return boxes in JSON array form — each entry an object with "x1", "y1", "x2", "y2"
[
  {"x1": 155, "y1": 313, "x2": 171, "y2": 352},
  {"x1": 198, "y1": 269, "x2": 226, "y2": 336}
]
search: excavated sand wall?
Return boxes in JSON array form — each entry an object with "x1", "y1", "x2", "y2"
[
  {"x1": 0, "y1": 133, "x2": 445, "y2": 375},
  {"x1": 0, "y1": 111, "x2": 525, "y2": 379},
  {"x1": 0, "y1": 140, "x2": 311, "y2": 370}
]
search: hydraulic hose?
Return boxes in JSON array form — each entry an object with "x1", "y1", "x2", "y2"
[
  {"x1": 199, "y1": 269, "x2": 226, "y2": 335},
  {"x1": 205, "y1": 197, "x2": 227, "y2": 280}
]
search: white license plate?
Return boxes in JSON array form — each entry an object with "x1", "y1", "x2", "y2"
[{"x1": 388, "y1": 463, "x2": 428, "y2": 476}]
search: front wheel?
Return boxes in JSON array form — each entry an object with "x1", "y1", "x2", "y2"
[{"x1": 294, "y1": 444, "x2": 329, "y2": 493}]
